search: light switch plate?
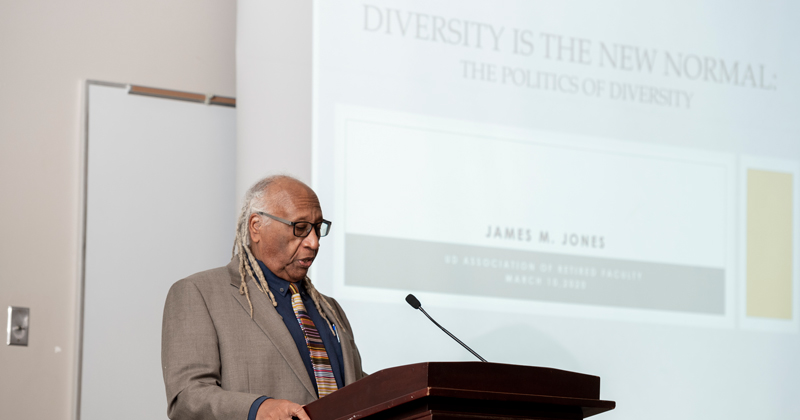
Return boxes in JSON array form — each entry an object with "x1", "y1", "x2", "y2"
[{"x1": 7, "y1": 306, "x2": 29, "y2": 346}]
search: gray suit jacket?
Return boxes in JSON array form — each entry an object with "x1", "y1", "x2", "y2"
[{"x1": 162, "y1": 256, "x2": 366, "y2": 420}]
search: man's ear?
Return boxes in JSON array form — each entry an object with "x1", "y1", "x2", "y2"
[{"x1": 248, "y1": 213, "x2": 262, "y2": 244}]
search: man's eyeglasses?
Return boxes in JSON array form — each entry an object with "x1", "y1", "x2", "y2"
[{"x1": 256, "y1": 211, "x2": 331, "y2": 238}]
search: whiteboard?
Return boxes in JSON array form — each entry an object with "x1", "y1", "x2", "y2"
[{"x1": 79, "y1": 82, "x2": 236, "y2": 420}]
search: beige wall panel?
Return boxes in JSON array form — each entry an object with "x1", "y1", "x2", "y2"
[{"x1": 0, "y1": 1, "x2": 236, "y2": 419}]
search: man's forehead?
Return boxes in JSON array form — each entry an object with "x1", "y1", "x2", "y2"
[{"x1": 265, "y1": 180, "x2": 321, "y2": 212}]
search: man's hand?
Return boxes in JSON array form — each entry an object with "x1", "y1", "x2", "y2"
[{"x1": 256, "y1": 398, "x2": 310, "y2": 420}]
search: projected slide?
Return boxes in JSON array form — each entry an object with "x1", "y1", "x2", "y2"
[
  {"x1": 311, "y1": 0, "x2": 797, "y2": 329},
  {"x1": 237, "y1": 0, "x2": 800, "y2": 418},
  {"x1": 335, "y1": 107, "x2": 734, "y2": 318}
]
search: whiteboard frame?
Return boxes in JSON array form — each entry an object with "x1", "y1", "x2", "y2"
[{"x1": 73, "y1": 80, "x2": 236, "y2": 420}]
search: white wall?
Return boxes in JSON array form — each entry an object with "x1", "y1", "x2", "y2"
[
  {"x1": 0, "y1": 1, "x2": 236, "y2": 419},
  {"x1": 236, "y1": 0, "x2": 312, "y2": 198}
]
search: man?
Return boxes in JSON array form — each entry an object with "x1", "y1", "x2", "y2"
[{"x1": 162, "y1": 175, "x2": 366, "y2": 420}]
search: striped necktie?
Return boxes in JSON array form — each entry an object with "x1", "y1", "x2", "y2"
[{"x1": 288, "y1": 283, "x2": 338, "y2": 397}]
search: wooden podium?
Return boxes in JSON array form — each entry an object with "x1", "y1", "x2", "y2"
[{"x1": 305, "y1": 362, "x2": 615, "y2": 420}]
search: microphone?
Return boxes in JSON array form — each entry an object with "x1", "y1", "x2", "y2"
[{"x1": 405, "y1": 294, "x2": 487, "y2": 362}]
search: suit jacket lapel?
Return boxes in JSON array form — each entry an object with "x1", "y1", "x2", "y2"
[
  {"x1": 339, "y1": 324, "x2": 358, "y2": 385},
  {"x1": 319, "y1": 297, "x2": 358, "y2": 385},
  {"x1": 227, "y1": 259, "x2": 317, "y2": 399}
]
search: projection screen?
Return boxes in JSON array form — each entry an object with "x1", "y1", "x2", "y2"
[{"x1": 241, "y1": 1, "x2": 800, "y2": 419}]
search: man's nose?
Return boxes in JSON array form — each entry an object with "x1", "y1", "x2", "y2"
[{"x1": 303, "y1": 228, "x2": 320, "y2": 250}]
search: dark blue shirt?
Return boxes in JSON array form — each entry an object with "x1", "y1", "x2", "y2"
[{"x1": 248, "y1": 260, "x2": 345, "y2": 420}]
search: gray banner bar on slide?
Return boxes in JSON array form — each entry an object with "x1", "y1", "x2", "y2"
[{"x1": 345, "y1": 234, "x2": 725, "y2": 314}]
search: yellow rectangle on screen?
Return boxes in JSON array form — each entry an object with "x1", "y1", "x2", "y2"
[{"x1": 746, "y1": 169, "x2": 793, "y2": 319}]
